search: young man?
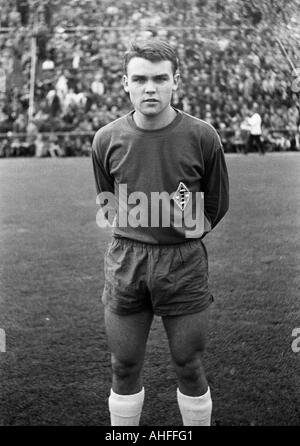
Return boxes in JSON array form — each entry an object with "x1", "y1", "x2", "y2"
[{"x1": 92, "y1": 40, "x2": 229, "y2": 426}]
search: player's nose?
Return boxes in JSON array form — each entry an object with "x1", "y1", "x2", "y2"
[{"x1": 144, "y1": 81, "x2": 156, "y2": 93}]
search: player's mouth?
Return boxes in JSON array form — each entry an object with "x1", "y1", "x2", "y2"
[{"x1": 143, "y1": 99, "x2": 159, "y2": 103}]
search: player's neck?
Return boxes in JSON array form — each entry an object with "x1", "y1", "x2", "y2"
[{"x1": 133, "y1": 106, "x2": 177, "y2": 130}]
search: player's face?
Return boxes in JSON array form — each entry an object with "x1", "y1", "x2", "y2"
[{"x1": 123, "y1": 57, "x2": 179, "y2": 118}]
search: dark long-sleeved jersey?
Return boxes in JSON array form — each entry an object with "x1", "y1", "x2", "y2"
[{"x1": 92, "y1": 109, "x2": 229, "y2": 244}]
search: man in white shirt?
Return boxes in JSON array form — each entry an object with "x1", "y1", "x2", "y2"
[{"x1": 245, "y1": 103, "x2": 265, "y2": 154}]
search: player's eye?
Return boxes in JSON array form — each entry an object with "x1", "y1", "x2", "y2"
[
  {"x1": 132, "y1": 77, "x2": 146, "y2": 83},
  {"x1": 155, "y1": 77, "x2": 168, "y2": 82}
]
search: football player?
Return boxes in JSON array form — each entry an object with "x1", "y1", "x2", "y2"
[{"x1": 92, "y1": 39, "x2": 229, "y2": 426}]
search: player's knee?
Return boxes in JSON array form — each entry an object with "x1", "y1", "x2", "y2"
[
  {"x1": 111, "y1": 356, "x2": 141, "y2": 381},
  {"x1": 173, "y1": 355, "x2": 204, "y2": 383}
]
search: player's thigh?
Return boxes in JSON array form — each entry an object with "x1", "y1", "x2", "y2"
[
  {"x1": 105, "y1": 308, "x2": 153, "y2": 365},
  {"x1": 162, "y1": 309, "x2": 209, "y2": 364}
]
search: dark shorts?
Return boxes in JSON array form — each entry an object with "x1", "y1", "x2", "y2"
[{"x1": 102, "y1": 237, "x2": 213, "y2": 316}]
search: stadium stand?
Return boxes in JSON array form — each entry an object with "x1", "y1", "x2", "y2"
[{"x1": 0, "y1": 0, "x2": 299, "y2": 156}]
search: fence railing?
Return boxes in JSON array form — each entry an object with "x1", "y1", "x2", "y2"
[
  {"x1": 0, "y1": 129, "x2": 298, "y2": 140},
  {"x1": 0, "y1": 131, "x2": 94, "y2": 139}
]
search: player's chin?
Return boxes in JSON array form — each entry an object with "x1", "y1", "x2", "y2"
[
  {"x1": 142, "y1": 110, "x2": 161, "y2": 116},
  {"x1": 140, "y1": 108, "x2": 161, "y2": 116}
]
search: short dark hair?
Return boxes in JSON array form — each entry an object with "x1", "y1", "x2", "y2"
[{"x1": 124, "y1": 39, "x2": 179, "y2": 75}]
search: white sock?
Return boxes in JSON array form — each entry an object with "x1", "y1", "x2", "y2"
[
  {"x1": 108, "y1": 387, "x2": 145, "y2": 426},
  {"x1": 177, "y1": 386, "x2": 212, "y2": 426}
]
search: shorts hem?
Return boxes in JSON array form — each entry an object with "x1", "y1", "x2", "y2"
[
  {"x1": 102, "y1": 293, "x2": 213, "y2": 317},
  {"x1": 102, "y1": 303, "x2": 153, "y2": 316},
  {"x1": 102, "y1": 292, "x2": 153, "y2": 316},
  {"x1": 153, "y1": 294, "x2": 214, "y2": 317}
]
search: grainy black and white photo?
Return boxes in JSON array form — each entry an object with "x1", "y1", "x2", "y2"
[{"x1": 0, "y1": 0, "x2": 299, "y2": 428}]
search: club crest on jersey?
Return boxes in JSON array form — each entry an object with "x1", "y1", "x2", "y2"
[{"x1": 174, "y1": 182, "x2": 190, "y2": 211}]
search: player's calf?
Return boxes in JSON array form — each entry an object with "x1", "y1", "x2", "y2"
[
  {"x1": 173, "y1": 355, "x2": 208, "y2": 396},
  {"x1": 111, "y1": 355, "x2": 144, "y2": 395}
]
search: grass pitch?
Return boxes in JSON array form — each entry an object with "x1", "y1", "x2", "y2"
[{"x1": 0, "y1": 153, "x2": 299, "y2": 426}]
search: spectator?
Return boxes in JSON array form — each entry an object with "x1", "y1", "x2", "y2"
[
  {"x1": 245, "y1": 103, "x2": 265, "y2": 154},
  {"x1": 16, "y1": 0, "x2": 29, "y2": 26},
  {"x1": 48, "y1": 133, "x2": 64, "y2": 157},
  {"x1": 34, "y1": 132, "x2": 45, "y2": 157},
  {"x1": 0, "y1": 138, "x2": 10, "y2": 157}
]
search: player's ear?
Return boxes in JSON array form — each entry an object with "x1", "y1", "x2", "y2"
[
  {"x1": 172, "y1": 72, "x2": 180, "y2": 91},
  {"x1": 123, "y1": 75, "x2": 129, "y2": 93}
]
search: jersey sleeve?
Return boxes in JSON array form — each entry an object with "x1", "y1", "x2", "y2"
[
  {"x1": 91, "y1": 132, "x2": 114, "y2": 196},
  {"x1": 92, "y1": 132, "x2": 116, "y2": 226},
  {"x1": 202, "y1": 134, "x2": 229, "y2": 231}
]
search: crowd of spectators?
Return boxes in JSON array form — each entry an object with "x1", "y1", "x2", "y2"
[{"x1": 0, "y1": 0, "x2": 299, "y2": 157}]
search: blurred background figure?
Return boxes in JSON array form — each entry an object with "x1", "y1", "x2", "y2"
[
  {"x1": 245, "y1": 103, "x2": 265, "y2": 155},
  {"x1": 48, "y1": 133, "x2": 64, "y2": 157},
  {"x1": 34, "y1": 132, "x2": 45, "y2": 157}
]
